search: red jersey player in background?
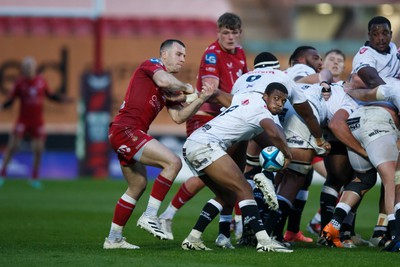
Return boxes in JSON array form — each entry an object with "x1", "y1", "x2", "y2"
[
  {"x1": 0, "y1": 56, "x2": 72, "y2": 189},
  {"x1": 103, "y1": 39, "x2": 215, "y2": 250},
  {"x1": 159, "y1": 12, "x2": 249, "y2": 248}
]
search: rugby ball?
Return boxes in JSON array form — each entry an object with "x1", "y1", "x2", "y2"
[{"x1": 259, "y1": 146, "x2": 285, "y2": 172}]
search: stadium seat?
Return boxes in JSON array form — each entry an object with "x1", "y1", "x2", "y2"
[
  {"x1": 7, "y1": 17, "x2": 27, "y2": 35},
  {"x1": 71, "y1": 18, "x2": 93, "y2": 36},
  {"x1": 27, "y1": 17, "x2": 49, "y2": 36},
  {"x1": 48, "y1": 17, "x2": 71, "y2": 36},
  {"x1": 0, "y1": 17, "x2": 7, "y2": 35},
  {"x1": 136, "y1": 18, "x2": 158, "y2": 37}
]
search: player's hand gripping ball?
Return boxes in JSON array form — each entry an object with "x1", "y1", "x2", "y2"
[{"x1": 259, "y1": 146, "x2": 285, "y2": 172}]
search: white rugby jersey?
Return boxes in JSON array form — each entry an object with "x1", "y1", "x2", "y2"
[
  {"x1": 352, "y1": 42, "x2": 400, "y2": 79},
  {"x1": 279, "y1": 84, "x2": 328, "y2": 126},
  {"x1": 231, "y1": 67, "x2": 307, "y2": 105},
  {"x1": 325, "y1": 83, "x2": 359, "y2": 122},
  {"x1": 187, "y1": 92, "x2": 275, "y2": 150},
  {"x1": 285, "y1": 64, "x2": 316, "y2": 80}
]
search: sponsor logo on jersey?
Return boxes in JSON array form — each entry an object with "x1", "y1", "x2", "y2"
[
  {"x1": 205, "y1": 53, "x2": 217, "y2": 64},
  {"x1": 193, "y1": 158, "x2": 209, "y2": 169},
  {"x1": 360, "y1": 47, "x2": 368, "y2": 54},
  {"x1": 368, "y1": 129, "x2": 389, "y2": 137},
  {"x1": 287, "y1": 136, "x2": 304, "y2": 145},
  {"x1": 347, "y1": 117, "x2": 360, "y2": 131},
  {"x1": 241, "y1": 99, "x2": 249, "y2": 105}
]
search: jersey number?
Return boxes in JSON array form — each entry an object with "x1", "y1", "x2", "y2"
[
  {"x1": 246, "y1": 75, "x2": 262, "y2": 82},
  {"x1": 220, "y1": 105, "x2": 239, "y2": 116}
]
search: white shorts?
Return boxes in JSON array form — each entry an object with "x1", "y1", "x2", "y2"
[
  {"x1": 348, "y1": 135, "x2": 398, "y2": 171},
  {"x1": 284, "y1": 113, "x2": 326, "y2": 155},
  {"x1": 182, "y1": 140, "x2": 226, "y2": 175},
  {"x1": 348, "y1": 106, "x2": 398, "y2": 148}
]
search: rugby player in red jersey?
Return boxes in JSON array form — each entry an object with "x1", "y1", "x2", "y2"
[
  {"x1": 0, "y1": 57, "x2": 72, "y2": 189},
  {"x1": 103, "y1": 39, "x2": 215, "y2": 249}
]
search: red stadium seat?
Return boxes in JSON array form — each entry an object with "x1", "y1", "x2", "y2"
[
  {"x1": 48, "y1": 17, "x2": 71, "y2": 36},
  {"x1": 0, "y1": 17, "x2": 7, "y2": 35},
  {"x1": 27, "y1": 17, "x2": 50, "y2": 36},
  {"x1": 70, "y1": 18, "x2": 93, "y2": 36},
  {"x1": 136, "y1": 18, "x2": 158, "y2": 37},
  {"x1": 6, "y1": 17, "x2": 28, "y2": 35}
]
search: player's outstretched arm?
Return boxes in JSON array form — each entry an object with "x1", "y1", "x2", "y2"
[
  {"x1": 167, "y1": 82, "x2": 215, "y2": 124},
  {"x1": 345, "y1": 87, "x2": 379, "y2": 102},
  {"x1": 357, "y1": 66, "x2": 386, "y2": 89},
  {"x1": 0, "y1": 97, "x2": 15, "y2": 111},
  {"x1": 153, "y1": 70, "x2": 194, "y2": 94}
]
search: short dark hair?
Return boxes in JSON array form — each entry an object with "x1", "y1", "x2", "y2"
[
  {"x1": 288, "y1": 46, "x2": 316, "y2": 66},
  {"x1": 324, "y1": 49, "x2": 346, "y2": 61},
  {"x1": 160, "y1": 39, "x2": 185, "y2": 54},
  {"x1": 217, "y1": 12, "x2": 242, "y2": 30},
  {"x1": 368, "y1": 16, "x2": 391, "y2": 32},
  {"x1": 265, "y1": 82, "x2": 288, "y2": 95}
]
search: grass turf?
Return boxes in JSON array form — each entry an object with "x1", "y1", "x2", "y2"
[{"x1": 0, "y1": 179, "x2": 397, "y2": 267}]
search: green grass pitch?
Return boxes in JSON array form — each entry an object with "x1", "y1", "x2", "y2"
[{"x1": 0, "y1": 179, "x2": 398, "y2": 267}]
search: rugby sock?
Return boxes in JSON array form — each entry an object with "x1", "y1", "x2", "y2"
[
  {"x1": 272, "y1": 196, "x2": 292, "y2": 240},
  {"x1": 330, "y1": 202, "x2": 351, "y2": 230},
  {"x1": 112, "y1": 193, "x2": 136, "y2": 226},
  {"x1": 387, "y1": 213, "x2": 396, "y2": 240},
  {"x1": 340, "y1": 211, "x2": 355, "y2": 235},
  {"x1": 239, "y1": 199, "x2": 265, "y2": 235},
  {"x1": 159, "y1": 203, "x2": 178, "y2": 220},
  {"x1": 253, "y1": 187, "x2": 266, "y2": 220},
  {"x1": 219, "y1": 214, "x2": 232, "y2": 237},
  {"x1": 320, "y1": 185, "x2": 339, "y2": 229},
  {"x1": 193, "y1": 199, "x2": 222, "y2": 233},
  {"x1": 394, "y1": 203, "x2": 400, "y2": 241},
  {"x1": 264, "y1": 196, "x2": 291, "y2": 239},
  {"x1": 32, "y1": 168, "x2": 39, "y2": 180},
  {"x1": 109, "y1": 194, "x2": 136, "y2": 241},
  {"x1": 372, "y1": 213, "x2": 388, "y2": 237},
  {"x1": 108, "y1": 223, "x2": 124, "y2": 242},
  {"x1": 170, "y1": 183, "x2": 195, "y2": 209},
  {"x1": 150, "y1": 174, "x2": 173, "y2": 201},
  {"x1": 287, "y1": 190, "x2": 308, "y2": 233},
  {"x1": 144, "y1": 175, "x2": 172, "y2": 216}
]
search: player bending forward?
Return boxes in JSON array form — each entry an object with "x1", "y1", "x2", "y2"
[{"x1": 181, "y1": 82, "x2": 293, "y2": 253}]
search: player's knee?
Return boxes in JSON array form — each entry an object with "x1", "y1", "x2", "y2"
[
  {"x1": 168, "y1": 154, "x2": 182, "y2": 172},
  {"x1": 344, "y1": 169, "x2": 377, "y2": 196}
]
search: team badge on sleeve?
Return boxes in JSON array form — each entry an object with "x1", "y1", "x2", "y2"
[
  {"x1": 205, "y1": 53, "x2": 217, "y2": 64},
  {"x1": 150, "y1": 58, "x2": 162, "y2": 63}
]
